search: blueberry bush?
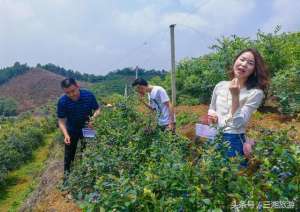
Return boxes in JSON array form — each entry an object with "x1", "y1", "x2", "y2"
[
  {"x1": 64, "y1": 97, "x2": 299, "y2": 211},
  {"x1": 0, "y1": 114, "x2": 56, "y2": 184}
]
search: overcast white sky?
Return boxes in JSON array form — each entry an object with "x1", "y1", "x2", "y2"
[{"x1": 0, "y1": 0, "x2": 299, "y2": 75}]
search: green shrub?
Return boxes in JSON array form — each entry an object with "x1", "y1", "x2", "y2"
[
  {"x1": 0, "y1": 97, "x2": 17, "y2": 116},
  {"x1": 64, "y1": 98, "x2": 299, "y2": 210},
  {"x1": 271, "y1": 66, "x2": 300, "y2": 115},
  {"x1": 0, "y1": 116, "x2": 56, "y2": 184},
  {"x1": 158, "y1": 30, "x2": 300, "y2": 114},
  {"x1": 176, "y1": 111, "x2": 198, "y2": 127}
]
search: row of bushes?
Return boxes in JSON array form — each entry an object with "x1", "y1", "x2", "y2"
[
  {"x1": 64, "y1": 97, "x2": 299, "y2": 210},
  {"x1": 0, "y1": 115, "x2": 56, "y2": 184}
]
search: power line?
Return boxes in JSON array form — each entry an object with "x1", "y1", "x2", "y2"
[
  {"x1": 102, "y1": 23, "x2": 214, "y2": 73},
  {"x1": 176, "y1": 23, "x2": 213, "y2": 45},
  {"x1": 137, "y1": 30, "x2": 170, "y2": 69},
  {"x1": 102, "y1": 29, "x2": 169, "y2": 71}
]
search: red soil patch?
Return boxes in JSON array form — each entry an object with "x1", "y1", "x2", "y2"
[
  {"x1": 0, "y1": 68, "x2": 90, "y2": 113},
  {"x1": 175, "y1": 105, "x2": 300, "y2": 141}
]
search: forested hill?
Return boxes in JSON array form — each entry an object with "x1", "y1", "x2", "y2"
[
  {"x1": 39, "y1": 64, "x2": 168, "y2": 97},
  {"x1": 38, "y1": 63, "x2": 167, "y2": 82},
  {"x1": 0, "y1": 62, "x2": 167, "y2": 84},
  {"x1": 0, "y1": 68, "x2": 65, "y2": 113},
  {"x1": 0, "y1": 64, "x2": 167, "y2": 114},
  {"x1": 0, "y1": 62, "x2": 30, "y2": 86}
]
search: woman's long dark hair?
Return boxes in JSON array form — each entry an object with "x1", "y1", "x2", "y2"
[{"x1": 229, "y1": 48, "x2": 269, "y2": 92}]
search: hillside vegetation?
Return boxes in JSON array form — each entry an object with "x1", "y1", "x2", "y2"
[{"x1": 152, "y1": 29, "x2": 300, "y2": 115}]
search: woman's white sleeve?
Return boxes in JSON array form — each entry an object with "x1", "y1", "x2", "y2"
[
  {"x1": 208, "y1": 84, "x2": 218, "y2": 116},
  {"x1": 226, "y1": 90, "x2": 264, "y2": 128}
]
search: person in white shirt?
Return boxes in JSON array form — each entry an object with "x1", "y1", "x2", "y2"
[
  {"x1": 207, "y1": 48, "x2": 269, "y2": 162},
  {"x1": 132, "y1": 78, "x2": 176, "y2": 132}
]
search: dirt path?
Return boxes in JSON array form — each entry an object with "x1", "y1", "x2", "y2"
[{"x1": 20, "y1": 136, "x2": 81, "y2": 212}]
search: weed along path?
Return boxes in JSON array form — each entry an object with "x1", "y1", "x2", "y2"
[
  {"x1": 0, "y1": 132, "x2": 81, "y2": 212},
  {"x1": 19, "y1": 134, "x2": 81, "y2": 212},
  {"x1": 0, "y1": 133, "x2": 55, "y2": 211}
]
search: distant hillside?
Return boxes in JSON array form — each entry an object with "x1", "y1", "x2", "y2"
[
  {"x1": 0, "y1": 68, "x2": 66, "y2": 113},
  {"x1": 0, "y1": 64, "x2": 167, "y2": 113},
  {"x1": 38, "y1": 63, "x2": 105, "y2": 82},
  {"x1": 105, "y1": 68, "x2": 167, "y2": 80},
  {"x1": 37, "y1": 63, "x2": 168, "y2": 98},
  {"x1": 91, "y1": 67, "x2": 168, "y2": 98},
  {"x1": 0, "y1": 62, "x2": 30, "y2": 85},
  {"x1": 39, "y1": 63, "x2": 167, "y2": 83}
]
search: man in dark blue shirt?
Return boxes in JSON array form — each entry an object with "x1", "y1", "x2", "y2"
[{"x1": 57, "y1": 78, "x2": 100, "y2": 175}]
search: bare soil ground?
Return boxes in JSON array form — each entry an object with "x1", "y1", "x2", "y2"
[{"x1": 20, "y1": 139, "x2": 81, "y2": 212}]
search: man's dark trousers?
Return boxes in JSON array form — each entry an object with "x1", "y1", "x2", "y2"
[{"x1": 64, "y1": 132, "x2": 86, "y2": 174}]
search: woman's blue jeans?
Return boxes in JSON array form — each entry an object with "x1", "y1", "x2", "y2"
[{"x1": 222, "y1": 133, "x2": 247, "y2": 167}]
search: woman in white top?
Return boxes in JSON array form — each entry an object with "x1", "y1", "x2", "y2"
[{"x1": 207, "y1": 48, "x2": 269, "y2": 162}]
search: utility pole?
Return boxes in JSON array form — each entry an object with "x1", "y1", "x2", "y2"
[
  {"x1": 124, "y1": 84, "x2": 128, "y2": 98},
  {"x1": 170, "y1": 24, "x2": 176, "y2": 106},
  {"x1": 135, "y1": 66, "x2": 139, "y2": 79}
]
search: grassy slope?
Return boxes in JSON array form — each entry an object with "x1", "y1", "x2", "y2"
[{"x1": 0, "y1": 134, "x2": 55, "y2": 211}]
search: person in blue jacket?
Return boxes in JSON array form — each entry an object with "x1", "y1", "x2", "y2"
[{"x1": 57, "y1": 78, "x2": 100, "y2": 175}]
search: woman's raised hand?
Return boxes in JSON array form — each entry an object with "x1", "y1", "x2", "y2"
[{"x1": 229, "y1": 78, "x2": 240, "y2": 97}]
